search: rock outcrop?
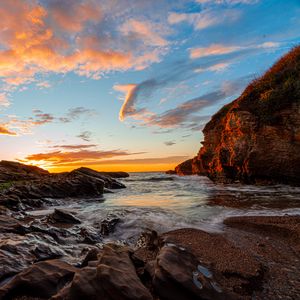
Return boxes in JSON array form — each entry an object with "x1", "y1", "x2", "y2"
[
  {"x1": 0, "y1": 161, "x2": 128, "y2": 210},
  {"x1": 173, "y1": 46, "x2": 300, "y2": 185}
]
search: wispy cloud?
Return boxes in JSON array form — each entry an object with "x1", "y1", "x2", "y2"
[
  {"x1": 190, "y1": 42, "x2": 280, "y2": 59},
  {"x1": 168, "y1": 9, "x2": 240, "y2": 30},
  {"x1": 164, "y1": 141, "x2": 176, "y2": 146},
  {"x1": 77, "y1": 131, "x2": 92, "y2": 142},
  {"x1": 51, "y1": 144, "x2": 97, "y2": 150},
  {"x1": 59, "y1": 107, "x2": 97, "y2": 123},
  {"x1": 0, "y1": 107, "x2": 98, "y2": 136}
]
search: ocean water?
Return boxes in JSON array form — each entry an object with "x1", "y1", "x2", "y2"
[{"x1": 29, "y1": 172, "x2": 300, "y2": 244}]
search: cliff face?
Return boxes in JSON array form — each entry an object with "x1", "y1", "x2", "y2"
[{"x1": 177, "y1": 46, "x2": 300, "y2": 185}]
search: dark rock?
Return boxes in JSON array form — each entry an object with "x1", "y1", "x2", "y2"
[
  {"x1": 100, "y1": 215, "x2": 120, "y2": 236},
  {"x1": 0, "y1": 160, "x2": 49, "y2": 183},
  {"x1": 72, "y1": 167, "x2": 127, "y2": 189},
  {"x1": 52, "y1": 245, "x2": 153, "y2": 300},
  {"x1": 80, "y1": 248, "x2": 100, "y2": 268},
  {"x1": 31, "y1": 243, "x2": 64, "y2": 262},
  {"x1": 153, "y1": 244, "x2": 229, "y2": 300},
  {"x1": 0, "y1": 172, "x2": 105, "y2": 209},
  {"x1": 165, "y1": 170, "x2": 176, "y2": 175},
  {"x1": 49, "y1": 209, "x2": 81, "y2": 224},
  {"x1": 0, "y1": 259, "x2": 77, "y2": 299},
  {"x1": 79, "y1": 227, "x2": 103, "y2": 244}
]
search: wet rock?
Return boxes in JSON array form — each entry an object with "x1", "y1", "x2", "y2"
[
  {"x1": 49, "y1": 209, "x2": 81, "y2": 225},
  {"x1": 79, "y1": 227, "x2": 102, "y2": 245},
  {"x1": 100, "y1": 215, "x2": 120, "y2": 236},
  {"x1": 0, "y1": 232, "x2": 67, "y2": 281},
  {"x1": 53, "y1": 245, "x2": 153, "y2": 300},
  {"x1": 31, "y1": 243, "x2": 65, "y2": 262},
  {"x1": 72, "y1": 167, "x2": 126, "y2": 189},
  {"x1": 0, "y1": 215, "x2": 26, "y2": 234},
  {"x1": 0, "y1": 172, "x2": 105, "y2": 209},
  {"x1": 0, "y1": 259, "x2": 77, "y2": 299},
  {"x1": 153, "y1": 244, "x2": 228, "y2": 300}
]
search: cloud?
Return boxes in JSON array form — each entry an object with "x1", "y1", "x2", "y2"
[
  {"x1": 168, "y1": 9, "x2": 240, "y2": 30},
  {"x1": 145, "y1": 91, "x2": 225, "y2": 128},
  {"x1": 164, "y1": 141, "x2": 176, "y2": 146},
  {"x1": 22, "y1": 155, "x2": 188, "y2": 168},
  {"x1": 59, "y1": 107, "x2": 97, "y2": 123},
  {"x1": 190, "y1": 42, "x2": 280, "y2": 59},
  {"x1": 117, "y1": 74, "x2": 253, "y2": 131},
  {"x1": 115, "y1": 53, "x2": 249, "y2": 122},
  {"x1": 190, "y1": 44, "x2": 241, "y2": 59},
  {"x1": 196, "y1": 0, "x2": 259, "y2": 5},
  {"x1": 120, "y1": 19, "x2": 169, "y2": 47},
  {"x1": 0, "y1": 0, "x2": 171, "y2": 90},
  {"x1": 51, "y1": 144, "x2": 97, "y2": 150},
  {"x1": 20, "y1": 147, "x2": 147, "y2": 168},
  {"x1": 0, "y1": 106, "x2": 98, "y2": 137},
  {"x1": 77, "y1": 131, "x2": 92, "y2": 142},
  {"x1": 0, "y1": 124, "x2": 16, "y2": 136},
  {"x1": 0, "y1": 93, "x2": 10, "y2": 107}
]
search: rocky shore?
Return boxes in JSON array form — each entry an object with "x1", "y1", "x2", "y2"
[{"x1": 171, "y1": 46, "x2": 300, "y2": 186}]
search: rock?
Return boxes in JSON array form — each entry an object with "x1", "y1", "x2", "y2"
[
  {"x1": 53, "y1": 245, "x2": 153, "y2": 300},
  {"x1": 175, "y1": 159, "x2": 193, "y2": 175},
  {"x1": 79, "y1": 227, "x2": 103, "y2": 244},
  {"x1": 165, "y1": 170, "x2": 176, "y2": 175},
  {"x1": 0, "y1": 259, "x2": 77, "y2": 299},
  {"x1": 153, "y1": 244, "x2": 228, "y2": 300},
  {"x1": 0, "y1": 172, "x2": 105, "y2": 209},
  {"x1": 100, "y1": 215, "x2": 120, "y2": 236},
  {"x1": 0, "y1": 160, "x2": 49, "y2": 183},
  {"x1": 49, "y1": 209, "x2": 81, "y2": 225},
  {"x1": 175, "y1": 46, "x2": 300, "y2": 185},
  {"x1": 72, "y1": 167, "x2": 127, "y2": 189},
  {"x1": 0, "y1": 232, "x2": 67, "y2": 281}
]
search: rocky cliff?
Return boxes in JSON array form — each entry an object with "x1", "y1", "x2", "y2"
[{"x1": 174, "y1": 46, "x2": 300, "y2": 185}]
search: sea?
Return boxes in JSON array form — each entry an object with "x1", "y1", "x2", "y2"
[{"x1": 29, "y1": 172, "x2": 300, "y2": 245}]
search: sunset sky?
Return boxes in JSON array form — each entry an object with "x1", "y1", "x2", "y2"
[{"x1": 0, "y1": 0, "x2": 300, "y2": 172}]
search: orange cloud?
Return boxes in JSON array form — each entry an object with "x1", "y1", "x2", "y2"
[
  {"x1": 0, "y1": 0, "x2": 169, "y2": 95},
  {"x1": 0, "y1": 124, "x2": 16, "y2": 136},
  {"x1": 190, "y1": 44, "x2": 241, "y2": 59}
]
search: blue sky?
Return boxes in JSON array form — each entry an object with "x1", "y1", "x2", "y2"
[{"x1": 0, "y1": 0, "x2": 299, "y2": 171}]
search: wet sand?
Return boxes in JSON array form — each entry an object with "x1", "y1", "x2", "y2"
[{"x1": 163, "y1": 215, "x2": 300, "y2": 299}]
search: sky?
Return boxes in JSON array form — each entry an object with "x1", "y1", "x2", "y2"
[{"x1": 0, "y1": 0, "x2": 299, "y2": 172}]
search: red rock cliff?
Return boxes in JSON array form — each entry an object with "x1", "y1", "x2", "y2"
[{"x1": 177, "y1": 46, "x2": 300, "y2": 185}]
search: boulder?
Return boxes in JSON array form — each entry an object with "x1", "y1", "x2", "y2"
[
  {"x1": 153, "y1": 244, "x2": 228, "y2": 300},
  {"x1": 53, "y1": 245, "x2": 153, "y2": 300},
  {"x1": 49, "y1": 209, "x2": 81, "y2": 224},
  {"x1": 0, "y1": 259, "x2": 77, "y2": 299}
]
